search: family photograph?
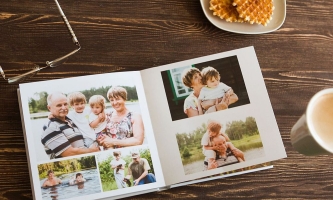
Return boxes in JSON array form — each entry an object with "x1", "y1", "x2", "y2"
[{"x1": 27, "y1": 73, "x2": 146, "y2": 162}]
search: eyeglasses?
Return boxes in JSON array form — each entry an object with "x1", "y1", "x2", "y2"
[{"x1": 0, "y1": 0, "x2": 81, "y2": 83}]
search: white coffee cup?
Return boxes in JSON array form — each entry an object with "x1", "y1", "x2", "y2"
[{"x1": 290, "y1": 88, "x2": 333, "y2": 155}]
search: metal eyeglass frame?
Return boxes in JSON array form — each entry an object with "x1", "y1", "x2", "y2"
[{"x1": 0, "y1": 0, "x2": 81, "y2": 83}]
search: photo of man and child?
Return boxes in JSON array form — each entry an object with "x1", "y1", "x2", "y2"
[
  {"x1": 201, "y1": 120, "x2": 245, "y2": 170},
  {"x1": 96, "y1": 147, "x2": 156, "y2": 192},
  {"x1": 176, "y1": 117, "x2": 265, "y2": 175},
  {"x1": 27, "y1": 75, "x2": 145, "y2": 162}
]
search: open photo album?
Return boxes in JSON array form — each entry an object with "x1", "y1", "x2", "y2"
[{"x1": 18, "y1": 46, "x2": 286, "y2": 200}]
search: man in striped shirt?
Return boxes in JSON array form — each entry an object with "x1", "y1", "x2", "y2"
[{"x1": 41, "y1": 92, "x2": 99, "y2": 159}]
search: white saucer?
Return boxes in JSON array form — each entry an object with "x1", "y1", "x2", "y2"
[{"x1": 200, "y1": 0, "x2": 286, "y2": 34}]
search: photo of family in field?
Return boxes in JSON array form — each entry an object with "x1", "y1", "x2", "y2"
[
  {"x1": 161, "y1": 55, "x2": 250, "y2": 121},
  {"x1": 26, "y1": 73, "x2": 146, "y2": 162},
  {"x1": 38, "y1": 156, "x2": 101, "y2": 199},
  {"x1": 176, "y1": 116, "x2": 265, "y2": 175},
  {"x1": 96, "y1": 147, "x2": 156, "y2": 192}
]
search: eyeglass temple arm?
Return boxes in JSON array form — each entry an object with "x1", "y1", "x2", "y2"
[
  {"x1": 47, "y1": 47, "x2": 81, "y2": 67},
  {"x1": 1, "y1": 46, "x2": 81, "y2": 83},
  {"x1": 0, "y1": 65, "x2": 46, "y2": 84},
  {"x1": 54, "y1": 0, "x2": 80, "y2": 47}
]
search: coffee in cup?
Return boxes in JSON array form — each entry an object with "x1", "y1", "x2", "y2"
[{"x1": 290, "y1": 88, "x2": 333, "y2": 155}]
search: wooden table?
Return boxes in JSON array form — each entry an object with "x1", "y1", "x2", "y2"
[{"x1": 0, "y1": 0, "x2": 332, "y2": 199}]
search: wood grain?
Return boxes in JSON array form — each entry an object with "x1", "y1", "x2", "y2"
[{"x1": 0, "y1": 0, "x2": 333, "y2": 199}]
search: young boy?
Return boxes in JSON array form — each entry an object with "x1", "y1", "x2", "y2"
[
  {"x1": 67, "y1": 92, "x2": 98, "y2": 148},
  {"x1": 110, "y1": 151, "x2": 127, "y2": 188},
  {"x1": 198, "y1": 66, "x2": 238, "y2": 114},
  {"x1": 201, "y1": 120, "x2": 242, "y2": 170},
  {"x1": 75, "y1": 173, "x2": 86, "y2": 183},
  {"x1": 69, "y1": 172, "x2": 86, "y2": 185},
  {"x1": 201, "y1": 120, "x2": 225, "y2": 170}
]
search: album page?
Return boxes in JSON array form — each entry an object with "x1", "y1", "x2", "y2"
[{"x1": 140, "y1": 46, "x2": 287, "y2": 186}]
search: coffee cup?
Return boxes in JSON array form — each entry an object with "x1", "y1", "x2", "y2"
[{"x1": 290, "y1": 88, "x2": 333, "y2": 155}]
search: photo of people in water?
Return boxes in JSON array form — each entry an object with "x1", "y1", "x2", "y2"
[
  {"x1": 176, "y1": 116, "x2": 265, "y2": 175},
  {"x1": 38, "y1": 155, "x2": 101, "y2": 199},
  {"x1": 96, "y1": 146, "x2": 156, "y2": 192},
  {"x1": 161, "y1": 55, "x2": 250, "y2": 121}
]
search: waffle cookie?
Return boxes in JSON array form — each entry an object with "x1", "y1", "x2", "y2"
[
  {"x1": 209, "y1": 0, "x2": 274, "y2": 26},
  {"x1": 233, "y1": 0, "x2": 274, "y2": 26},
  {"x1": 209, "y1": 0, "x2": 244, "y2": 22}
]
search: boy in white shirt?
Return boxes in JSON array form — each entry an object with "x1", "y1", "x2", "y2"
[
  {"x1": 110, "y1": 151, "x2": 127, "y2": 188},
  {"x1": 67, "y1": 92, "x2": 98, "y2": 148}
]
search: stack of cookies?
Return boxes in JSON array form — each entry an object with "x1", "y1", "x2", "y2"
[{"x1": 209, "y1": 0, "x2": 274, "y2": 26}]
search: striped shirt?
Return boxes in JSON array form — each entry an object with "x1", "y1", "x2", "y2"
[{"x1": 41, "y1": 117, "x2": 85, "y2": 159}]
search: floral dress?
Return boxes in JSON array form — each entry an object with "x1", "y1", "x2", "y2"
[{"x1": 105, "y1": 111, "x2": 133, "y2": 140}]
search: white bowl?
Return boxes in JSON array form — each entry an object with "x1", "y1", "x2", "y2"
[{"x1": 200, "y1": 0, "x2": 286, "y2": 34}]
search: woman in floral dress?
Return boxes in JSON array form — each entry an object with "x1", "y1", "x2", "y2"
[{"x1": 98, "y1": 86, "x2": 144, "y2": 148}]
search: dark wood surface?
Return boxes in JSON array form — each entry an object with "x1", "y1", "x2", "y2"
[{"x1": 0, "y1": 0, "x2": 333, "y2": 199}]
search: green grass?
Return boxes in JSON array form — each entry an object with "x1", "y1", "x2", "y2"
[
  {"x1": 101, "y1": 167, "x2": 133, "y2": 191},
  {"x1": 102, "y1": 181, "x2": 118, "y2": 191},
  {"x1": 230, "y1": 134, "x2": 263, "y2": 151},
  {"x1": 181, "y1": 134, "x2": 263, "y2": 165},
  {"x1": 182, "y1": 146, "x2": 205, "y2": 165}
]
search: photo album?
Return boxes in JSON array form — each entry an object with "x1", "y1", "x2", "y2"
[{"x1": 18, "y1": 46, "x2": 287, "y2": 200}]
